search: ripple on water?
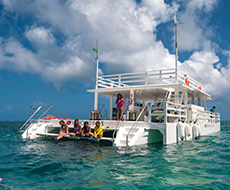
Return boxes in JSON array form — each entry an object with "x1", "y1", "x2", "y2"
[{"x1": 0, "y1": 122, "x2": 229, "y2": 189}]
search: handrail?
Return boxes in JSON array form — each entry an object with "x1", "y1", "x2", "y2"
[
  {"x1": 20, "y1": 106, "x2": 42, "y2": 130},
  {"x1": 112, "y1": 103, "x2": 129, "y2": 144},
  {"x1": 126, "y1": 105, "x2": 147, "y2": 146},
  {"x1": 98, "y1": 68, "x2": 176, "y2": 88},
  {"x1": 38, "y1": 105, "x2": 53, "y2": 119},
  {"x1": 97, "y1": 68, "x2": 206, "y2": 93},
  {"x1": 25, "y1": 106, "x2": 55, "y2": 139},
  {"x1": 177, "y1": 70, "x2": 205, "y2": 91},
  {"x1": 100, "y1": 68, "x2": 176, "y2": 78}
]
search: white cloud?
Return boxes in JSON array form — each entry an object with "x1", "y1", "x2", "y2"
[
  {"x1": 0, "y1": 0, "x2": 230, "y2": 104},
  {"x1": 179, "y1": 50, "x2": 230, "y2": 102},
  {"x1": 5, "y1": 105, "x2": 13, "y2": 110},
  {"x1": 176, "y1": 0, "x2": 218, "y2": 51},
  {"x1": 25, "y1": 26, "x2": 55, "y2": 45},
  {"x1": 32, "y1": 101, "x2": 46, "y2": 107},
  {"x1": 0, "y1": 0, "x2": 179, "y2": 87},
  {"x1": 0, "y1": 38, "x2": 41, "y2": 73}
]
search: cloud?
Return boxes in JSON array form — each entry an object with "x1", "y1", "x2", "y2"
[
  {"x1": 179, "y1": 50, "x2": 230, "y2": 102},
  {"x1": 0, "y1": 0, "x2": 179, "y2": 87},
  {"x1": 0, "y1": 0, "x2": 229, "y2": 104},
  {"x1": 5, "y1": 105, "x2": 13, "y2": 110},
  {"x1": 0, "y1": 105, "x2": 13, "y2": 112},
  {"x1": 176, "y1": 0, "x2": 218, "y2": 51},
  {"x1": 25, "y1": 26, "x2": 55, "y2": 45},
  {"x1": 0, "y1": 38, "x2": 41, "y2": 73},
  {"x1": 32, "y1": 101, "x2": 46, "y2": 107}
]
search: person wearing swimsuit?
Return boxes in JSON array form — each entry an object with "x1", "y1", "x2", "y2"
[
  {"x1": 69, "y1": 119, "x2": 83, "y2": 137},
  {"x1": 81, "y1": 122, "x2": 94, "y2": 138},
  {"x1": 115, "y1": 93, "x2": 125, "y2": 121},
  {"x1": 55, "y1": 120, "x2": 69, "y2": 140}
]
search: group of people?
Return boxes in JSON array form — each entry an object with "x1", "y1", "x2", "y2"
[{"x1": 55, "y1": 119, "x2": 103, "y2": 141}]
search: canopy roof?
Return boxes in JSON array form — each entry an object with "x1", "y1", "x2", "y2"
[{"x1": 88, "y1": 83, "x2": 211, "y2": 101}]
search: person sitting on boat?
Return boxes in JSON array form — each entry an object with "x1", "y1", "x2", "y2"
[
  {"x1": 115, "y1": 93, "x2": 125, "y2": 121},
  {"x1": 69, "y1": 119, "x2": 83, "y2": 137},
  {"x1": 55, "y1": 120, "x2": 69, "y2": 140},
  {"x1": 94, "y1": 121, "x2": 103, "y2": 138},
  {"x1": 81, "y1": 121, "x2": 94, "y2": 138}
]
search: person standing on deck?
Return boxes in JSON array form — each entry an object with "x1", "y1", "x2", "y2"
[
  {"x1": 210, "y1": 106, "x2": 216, "y2": 119},
  {"x1": 210, "y1": 106, "x2": 216, "y2": 112},
  {"x1": 94, "y1": 121, "x2": 103, "y2": 138},
  {"x1": 115, "y1": 93, "x2": 125, "y2": 121}
]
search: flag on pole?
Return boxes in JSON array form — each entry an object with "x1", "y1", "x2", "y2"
[{"x1": 93, "y1": 48, "x2": 98, "y2": 53}]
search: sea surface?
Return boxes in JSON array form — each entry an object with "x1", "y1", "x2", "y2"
[{"x1": 0, "y1": 121, "x2": 229, "y2": 190}]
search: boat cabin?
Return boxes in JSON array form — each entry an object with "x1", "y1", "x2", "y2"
[{"x1": 88, "y1": 68, "x2": 220, "y2": 124}]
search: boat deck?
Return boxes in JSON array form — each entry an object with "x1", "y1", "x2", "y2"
[{"x1": 36, "y1": 133, "x2": 114, "y2": 142}]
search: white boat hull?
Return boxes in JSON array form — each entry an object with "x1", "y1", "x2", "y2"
[{"x1": 21, "y1": 119, "x2": 220, "y2": 146}]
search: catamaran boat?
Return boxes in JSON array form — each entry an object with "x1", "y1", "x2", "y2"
[
  {"x1": 20, "y1": 16, "x2": 220, "y2": 146},
  {"x1": 20, "y1": 67, "x2": 221, "y2": 146}
]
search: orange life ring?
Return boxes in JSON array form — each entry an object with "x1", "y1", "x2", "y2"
[
  {"x1": 185, "y1": 77, "x2": 188, "y2": 84},
  {"x1": 199, "y1": 85, "x2": 202, "y2": 90},
  {"x1": 185, "y1": 77, "x2": 190, "y2": 86},
  {"x1": 66, "y1": 121, "x2": 71, "y2": 125}
]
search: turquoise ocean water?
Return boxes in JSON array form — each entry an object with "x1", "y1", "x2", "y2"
[{"x1": 0, "y1": 121, "x2": 229, "y2": 190}]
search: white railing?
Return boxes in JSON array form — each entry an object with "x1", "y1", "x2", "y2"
[
  {"x1": 148, "y1": 101, "x2": 187, "y2": 123},
  {"x1": 20, "y1": 105, "x2": 54, "y2": 138},
  {"x1": 178, "y1": 70, "x2": 205, "y2": 91},
  {"x1": 196, "y1": 110, "x2": 220, "y2": 123},
  {"x1": 148, "y1": 101, "x2": 220, "y2": 124},
  {"x1": 97, "y1": 68, "x2": 205, "y2": 92},
  {"x1": 20, "y1": 106, "x2": 42, "y2": 131}
]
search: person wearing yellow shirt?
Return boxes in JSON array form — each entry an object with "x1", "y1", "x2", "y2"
[{"x1": 94, "y1": 121, "x2": 103, "y2": 138}]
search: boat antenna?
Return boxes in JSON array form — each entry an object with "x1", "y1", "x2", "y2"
[{"x1": 170, "y1": 15, "x2": 185, "y2": 83}]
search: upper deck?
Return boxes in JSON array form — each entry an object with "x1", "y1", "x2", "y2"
[{"x1": 88, "y1": 68, "x2": 211, "y2": 100}]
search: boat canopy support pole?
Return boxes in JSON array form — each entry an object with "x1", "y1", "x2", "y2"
[
  {"x1": 203, "y1": 99, "x2": 206, "y2": 108},
  {"x1": 184, "y1": 91, "x2": 188, "y2": 122},
  {"x1": 109, "y1": 95, "x2": 113, "y2": 120},
  {"x1": 175, "y1": 88, "x2": 179, "y2": 104},
  {"x1": 198, "y1": 96, "x2": 201, "y2": 106},
  {"x1": 94, "y1": 92, "x2": 98, "y2": 111},
  {"x1": 192, "y1": 94, "x2": 195, "y2": 105},
  {"x1": 184, "y1": 91, "x2": 188, "y2": 105},
  {"x1": 129, "y1": 89, "x2": 134, "y2": 111}
]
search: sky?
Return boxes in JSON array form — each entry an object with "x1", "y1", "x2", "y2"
[{"x1": 0, "y1": 0, "x2": 230, "y2": 121}]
